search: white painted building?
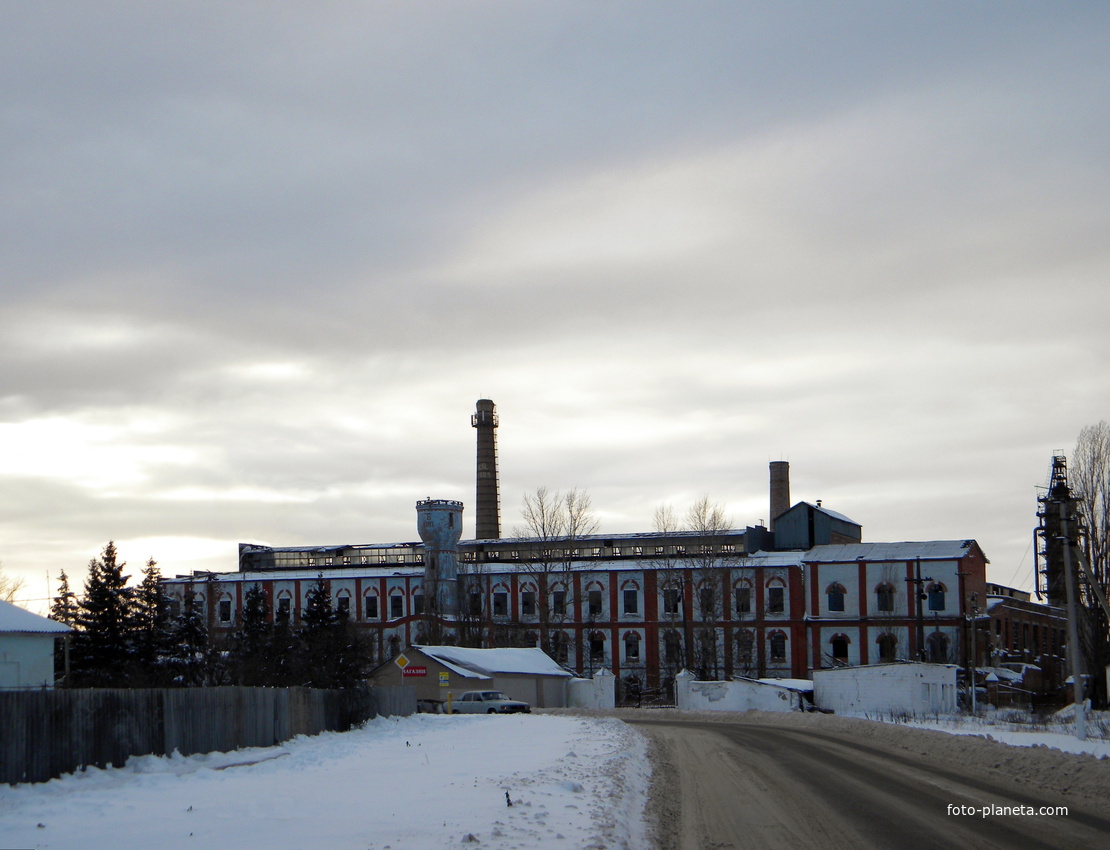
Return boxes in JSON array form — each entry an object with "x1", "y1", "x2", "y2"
[
  {"x1": 812, "y1": 662, "x2": 958, "y2": 716},
  {"x1": 675, "y1": 669, "x2": 809, "y2": 712},
  {"x1": 0, "y1": 599, "x2": 69, "y2": 688}
]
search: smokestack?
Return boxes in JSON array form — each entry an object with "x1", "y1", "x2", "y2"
[
  {"x1": 471, "y1": 399, "x2": 501, "y2": 539},
  {"x1": 769, "y1": 461, "x2": 790, "y2": 530}
]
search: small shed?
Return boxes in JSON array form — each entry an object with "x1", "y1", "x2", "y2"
[
  {"x1": 0, "y1": 599, "x2": 70, "y2": 688},
  {"x1": 812, "y1": 662, "x2": 957, "y2": 716},
  {"x1": 369, "y1": 645, "x2": 573, "y2": 708}
]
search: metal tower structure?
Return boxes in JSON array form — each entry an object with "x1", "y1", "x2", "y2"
[{"x1": 472, "y1": 399, "x2": 501, "y2": 540}]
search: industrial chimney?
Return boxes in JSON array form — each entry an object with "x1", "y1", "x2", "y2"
[
  {"x1": 769, "y1": 461, "x2": 790, "y2": 530},
  {"x1": 472, "y1": 399, "x2": 501, "y2": 539}
]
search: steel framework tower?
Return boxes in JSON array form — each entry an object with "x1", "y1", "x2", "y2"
[{"x1": 472, "y1": 399, "x2": 501, "y2": 540}]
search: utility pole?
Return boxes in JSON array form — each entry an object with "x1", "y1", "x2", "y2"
[
  {"x1": 1059, "y1": 504, "x2": 1087, "y2": 741},
  {"x1": 968, "y1": 592, "x2": 979, "y2": 715},
  {"x1": 907, "y1": 559, "x2": 933, "y2": 661}
]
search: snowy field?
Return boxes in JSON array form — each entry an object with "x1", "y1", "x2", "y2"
[{"x1": 0, "y1": 714, "x2": 651, "y2": 850}]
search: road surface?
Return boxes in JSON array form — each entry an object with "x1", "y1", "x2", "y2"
[{"x1": 632, "y1": 716, "x2": 1110, "y2": 850}]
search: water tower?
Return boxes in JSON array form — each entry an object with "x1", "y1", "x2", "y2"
[{"x1": 417, "y1": 498, "x2": 464, "y2": 618}]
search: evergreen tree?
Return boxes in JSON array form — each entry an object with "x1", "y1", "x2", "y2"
[
  {"x1": 297, "y1": 575, "x2": 363, "y2": 689},
  {"x1": 133, "y1": 558, "x2": 174, "y2": 685},
  {"x1": 166, "y1": 580, "x2": 213, "y2": 686},
  {"x1": 71, "y1": 541, "x2": 138, "y2": 686},
  {"x1": 228, "y1": 583, "x2": 274, "y2": 685},
  {"x1": 49, "y1": 569, "x2": 79, "y2": 627}
]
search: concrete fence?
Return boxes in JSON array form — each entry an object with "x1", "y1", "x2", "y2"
[{"x1": 0, "y1": 684, "x2": 413, "y2": 785}]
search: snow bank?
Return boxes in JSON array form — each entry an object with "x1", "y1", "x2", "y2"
[{"x1": 0, "y1": 714, "x2": 651, "y2": 850}]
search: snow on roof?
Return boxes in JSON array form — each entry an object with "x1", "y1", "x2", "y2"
[
  {"x1": 804, "y1": 540, "x2": 982, "y2": 563},
  {"x1": 413, "y1": 645, "x2": 572, "y2": 679},
  {"x1": 794, "y1": 502, "x2": 860, "y2": 526},
  {"x1": 0, "y1": 599, "x2": 70, "y2": 634}
]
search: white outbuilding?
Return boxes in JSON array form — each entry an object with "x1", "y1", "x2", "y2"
[
  {"x1": 0, "y1": 599, "x2": 69, "y2": 688},
  {"x1": 812, "y1": 662, "x2": 957, "y2": 716}
]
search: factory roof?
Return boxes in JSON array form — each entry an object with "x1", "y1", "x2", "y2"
[{"x1": 802, "y1": 540, "x2": 984, "y2": 563}]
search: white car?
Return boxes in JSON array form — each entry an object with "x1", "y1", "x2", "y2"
[{"x1": 451, "y1": 690, "x2": 531, "y2": 714}]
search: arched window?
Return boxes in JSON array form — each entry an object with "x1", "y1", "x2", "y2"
[
  {"x1": 927, "y1": 631, "x2": 949, "y2": 662},
  {"x1": 766, "y1": 580, "x2": 785, "y2": 614},
  {"x1": 364, "y1": 591, "x2": 380, "y2": 620},
  {"x1": 827, "y1": 583, "x2": 846, "y2": 612},
  {"x1": 875, "y1": 583, "x2": 895, "y2": 613},
  {"x1": 736, "y1": 630, "x2": 755, "y2": 666},
  {"x1": 624, "y1": 632, "x2": 641, "y2": 661},
  {"x1": 877, "y1": 632, "x2": 898, "y2": 662},
  {"x1": 734, "y1": 583, "x2": 752, "y2": 616},
  {"x1": 768, "y1": 631, "x2": 787, "y2": 662},
  {"x1": 551, "y1": 631, "x2": 570, "y2": 665},
  {"x1": 335, "y1": 590, "x2": 351, "y2": 619},
  {"x1": 275, "y1": 591, "x2": 292, "y2": 622},
  {"x1": 589, "y1": 631, "x2": 606, "y2": 662},
  {"x1": 830, "y1": 634, "x2": 850, "y2": 663},
  {"x1": 927, "y1": 582, "x2": 946, "y2": 611},
  {"x1": 664, "y1": 630, "x2": 682, "y2": 666}
]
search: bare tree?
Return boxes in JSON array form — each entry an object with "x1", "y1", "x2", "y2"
[
  {"x1": 514, "y1": 486, "x2": 599, "y2": 662},
  {"x1": 0, "y1": 562, "x2": 25, "y2": 603},
  {"x1": 687, "y1": 496, "x2": 731, "y2": 680},
  {"x1": 653, "y1": 503, "x2": 687, "y2": 687},
  {"x1": 1071, "y1": 421, "x2": 1110, "y2": 707}
]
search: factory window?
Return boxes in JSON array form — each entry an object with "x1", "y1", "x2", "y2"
[
  {"x1": 769, "y1": 631, "x2": 787, "y2": 662},
  {"x1": 767, "y1": 586, "x2": 784, "y2": 614},
  {"x1": 826, "y1": 583, "x2": 846, "y2": 612},
  {"x1": 877, "y1": 632, "x2": 898, "y2": 663},
  {"x1": 551, "y1": 631, "x2": 570, "y2": 665},
  {"x1": 592, "y1": 548, "x2": 602, "y2": 558},
  {"x1": 588, "y1": 589, "x2": 603, "y2": 618},
  {"x1": 364, "y1": 595, "x2": 379, "y2": 620},
  {"x1": 493, "y1": 592, "x2": 508, "y2": 617},
  {"x1": 875, "y1": 583, "x2": 895, "y2": 613},
  {"x1": 737, "y1": 631, "x2": 754, "y2": 666},
  {"x1": 723, "y1": 544, "x2": 735, "y2": 554},
  {"x1": 623, "y1": 589, "x2": 638, "y2": 615},
  {"x1": 551, "y1": 589, "x2": 566, "y2": 617},
  {"x1": 927, "y1": 631, "x2": 949, "y2": 663},
  {"x1": 612, "y1": 547, "x2": 622, "y2": 557},
  {"x1": 674, "y1": 546, "x2": 686, "y2": 555},
  {"x1": 276, "y1": 594, "x2": 292, "y2": 623},
  {"x1": 698, "y1": 586, "x2": 715, "y2": 616},
  {"x1": 830, "y1": 634, "x2": 850, "y2": 663},
  {"x1": 589, "y1": 631, "x2": 606, "y2": 662},
  {"x1": 413, "y1": 593, "x2": 425, "y2": 615},
  {"x1": 343, "y1": 556, "x2": 351, "y2": 565},
  {"x1": 624, "y1": 632, "x2": 641, "y2": 661},
  {"x1": 219, "y1": 599, "x2": 232, "y2": 623},
  {"x1": 701, "y1": 545, "x2": 713, "y2": 555},
  {"x1": 390, "y1": 595, "x2": 404, "y2": 620},
  {"x1": 664, "y1": 631, "x2": 682, "y2": 666},
  {"x1": 632, "y1": 546, "x2": 643, "y2": 556},
  {"x1": 927, "y1": 583, "x2": 946, "y2": 611},
  {"x1": 167, "y1": 598, "x2": 182, "y2": 619},
  {"x1": 521, "y1": 591, "x2": 536, "y2": 617},
  {"x1": 468, "y1": 593, "x2": 482, "y2": 617},
  {"x1": 336, "y1": 594, "x2": 350, "y2": 619},
  {"x1": 735, "y1": 587, "x2": 751, "y2": 615},
  {"x1": 655, "y1": 546, "x2": 665, "y2": 556},
  {"x1": 662, "y1": 587, "x2": 681, "y2": 617}
]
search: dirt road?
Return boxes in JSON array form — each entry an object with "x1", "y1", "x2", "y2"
[{"x1": 627, "y1": 712, "x2": 1110, "y2": 850}]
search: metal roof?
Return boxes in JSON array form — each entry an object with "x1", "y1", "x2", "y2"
[
  {"x1": 0, "y1": 599, "x2": 70, "y2": 634},
  {"x1": 803, "y1": 541, "x2": 982, "y2": 563}
]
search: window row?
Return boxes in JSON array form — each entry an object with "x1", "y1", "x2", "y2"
[{"x1": 824, "y1": 582, "x2": 946, "y2": 613}]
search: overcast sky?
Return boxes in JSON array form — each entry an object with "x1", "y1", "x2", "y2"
[{"x1": 3, "y1": 2, "x2": 1108, "y2": 610}]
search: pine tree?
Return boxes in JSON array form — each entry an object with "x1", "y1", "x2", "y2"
[
  {"x1": 228, "y1": 583, "x2": 274, "y2": 685},
  {"x1": 133, "y1": 558, "x2": 174, "y2": 685},
  {"x1": 297, "y1": 575, "x2": 364, "y2": 689},
  {"x1": 71, "y1": 541, "x2": 138, "y2": 686},
  {"x1": 166, "y1": 580, "x2": 211, "y2": 686},
  {"x1": 49, "y1": 569, "x2": 79, "y2": 627}
]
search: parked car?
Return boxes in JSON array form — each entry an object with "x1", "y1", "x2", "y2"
[{"x1": 451, "y1": 690, "x2": 531, "y2": 714}]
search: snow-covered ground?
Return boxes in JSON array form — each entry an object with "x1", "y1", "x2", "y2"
[
  {"x1": 0, "y1": 714, "x2": 652, "y2": 850},
  {"x1": 883, "y1": 711, "x2": 1110, "y2": 759}
]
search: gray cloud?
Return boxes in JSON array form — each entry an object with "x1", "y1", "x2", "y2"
[{"x1": 2, "y1": 2, "x2": 1108, "y2": 607}]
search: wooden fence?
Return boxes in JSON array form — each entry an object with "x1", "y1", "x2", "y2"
[{"x1": 0, "y1": 685, "x2": 412, "y2": 785}]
